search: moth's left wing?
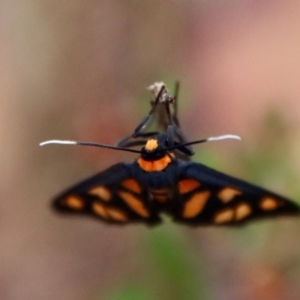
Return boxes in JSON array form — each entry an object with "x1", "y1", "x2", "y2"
[
  {"x1": 172, "y1": 162, "x2": 300, "y2": 226},
  {"x1": 52, "y1": 163, "x2": 162, "y2": 226}
]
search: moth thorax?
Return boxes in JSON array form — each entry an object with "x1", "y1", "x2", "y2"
[
  {"x1": 145, "y1": 139, "x2": 159, "y2": 152},
  {"x1": 137, "y1": 154, "x2": 172, "y2": 172}
]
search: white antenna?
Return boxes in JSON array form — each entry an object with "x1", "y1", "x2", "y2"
[
  {"x1": 39, "y1": 140, "x2": 77, "y2": 146},
  {"x1": 207, "y1": 134, "x2": 242, "y2": 142},
  {"x1": 39, "y1": 134, "x2": 242, "y2": 153},
  {"x1": 166, "y1": 134, "x2": 242, "y2": 151},
  {"x1": 39, "y1": 139, "x2": 141, "y2": 153}
]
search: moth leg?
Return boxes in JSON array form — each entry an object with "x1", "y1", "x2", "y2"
[
  {"x1": 174, "y1": 127, "x2": 194, "y2": 156},
  {"x1": 132, "y1": 85, "x2": 165, "y2": 138},
  {"x1": 172, "y1": 81, "x2": 180, "y2": 127},
  {"x1": 164, "y1": 83, "x2": 194, "y2": 156},
  {"x1": 116, "y1": 85, "x2": 166, "y2": 148}
]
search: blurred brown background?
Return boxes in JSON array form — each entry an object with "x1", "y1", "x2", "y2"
[{"x1": 1, "y1": 1, "x2": 300, "y2": 299}]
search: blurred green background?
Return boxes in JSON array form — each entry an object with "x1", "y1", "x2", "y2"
[{"x1": 1, "y1": 1, "x2": 300, "y2": 300}]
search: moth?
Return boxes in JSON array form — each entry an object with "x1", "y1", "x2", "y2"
[{"x1": 40, "y1": 84, "x2": 300, "y2": 226}]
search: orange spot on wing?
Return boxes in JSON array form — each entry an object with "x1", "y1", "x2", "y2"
[
  {"x1": 118, "y1": 191, "x2": 149, "y2": 217},
  {"x1": 92, "y1": 202, "x2": 128, "y2": 222},
  {"x1": 214, "y1": 209, "x2": 234, "y2": 224},
  {"x1": 106, "y1": 208, "x2": 128, "y2": 222},
  {"x1": 235, "y1": 203, "x2": 252, "y2": 221},
  {"x1": 183, "y1": 191, "x2": 210, "y2": 218},
  {"x1": 92, "y1": 202, "x2": 109, "y2": 219},
  {"x1": 137, "y1": 155, "x2": 172, "y2": 172},
  {"x1": 89, "y1": 186, "x2": 111, "y2": 201},
  {"x1": 178, "y1": 179, "x2": 201, "y2": 194},
  {"x1": 121, "y1": 179, "x2": 141, "y2": 193},
  {"x1": 259, "y1": 197, "x2": 281, "y2": 211},
  {"x1": 218, "y1": 187, "x2": 242, "y2": 203},
  {"x1": 63, "y1": 196, "x2": 84, "y2": 210}
]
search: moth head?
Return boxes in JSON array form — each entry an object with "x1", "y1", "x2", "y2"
[{"x1": 140, "y1": 136, "x2": 167, "y2": 161}]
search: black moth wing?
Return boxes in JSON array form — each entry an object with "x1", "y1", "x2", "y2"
[
  {"x1": 173, "y1": 162, "x2": 300, "y2": 226},
  {"x1": 53, "y1": 163, "x2": 162, "y2": 225}
]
